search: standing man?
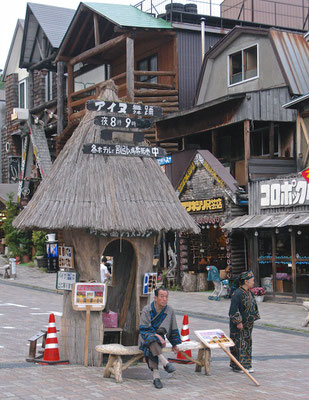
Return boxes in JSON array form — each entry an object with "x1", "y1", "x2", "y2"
[
  {"x1": 229, "y1": 270, "x2": 260, "y2": 373},
  {"x1": 100, "y1": 256, "x2": 111, "y2": 283},
  {"x1": 139, "y1": 287, "x2": 181, "y2": 389}
]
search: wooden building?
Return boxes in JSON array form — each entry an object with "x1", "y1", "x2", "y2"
[
  {"x1": 13, "y1": 83, "x2": 199, "y2": 365},
  {"x1": 164, "y1": 149, "x2": 247, "y2": 289},
  {"x1": 156, "y1": 27, "x2": 309, "y2": 188},
  {"x1": 224, "y1": 174, "x2": 309, "y2": 301}
]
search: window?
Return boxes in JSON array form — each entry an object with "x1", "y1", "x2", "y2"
[
  {"x1": 45, "y1": 71, "x2": 53, "y2": 102},
  {"x1": 137, "y1": 54, "x2": 158, "y2": 84},
  {"x1": 251, "y1": 125, "x2": 280, "y2": 156},
  {"x1": 18, "y1": 79, "x2": 28, "y2": 109},
  {"x1": 229, "y1": 45, "x2": 258, "y2": 86}
]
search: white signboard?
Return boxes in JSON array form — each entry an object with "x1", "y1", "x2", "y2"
[
  {"x1": 260, "y1": 178, "x2": 309, "y2": 208},
  {"x1": 56, "y1": 271, "x2": 78, "y2": 291}
]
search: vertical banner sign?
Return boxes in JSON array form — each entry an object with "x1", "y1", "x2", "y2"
[{"x1": 143, "y1": 273, "x2": 157, "y2": 295}]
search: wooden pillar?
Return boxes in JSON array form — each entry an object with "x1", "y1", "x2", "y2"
[
  {"x1": 57, "y1": 61, "x2": 65, "y2": 135},
  {"x1": 271, "y1": 229, "x2": 276, "y2": 298},
  {"x1": 93, "y1": 14, "x2": 100, "y2": 46},
  {"x1": 126, "y1": 36, "x2": 134, "y2": 102},
  {"x1": 291, "y1": 229, "x2": 297, "y2": 300},
  {"x1": 244, "y1": 120, "x2": 250, "y2": 187},
  {"x1": 269, "y1": 121, "x2": 274, "y2": 158},
  {"x1": 296, "y1": 114, "x2": 302, "y2": 171},
  {"x1": 66, "y1": 63, "x2": 74, "y2": 120},
  {"x1": 28, "y1": 70, "x2": 34, "y2": 110},
  {"x1": 252, "y1": 232, "x2": 259, "y2": 284}
]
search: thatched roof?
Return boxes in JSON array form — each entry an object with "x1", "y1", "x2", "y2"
[{"x1": 13, "y1": 81, "x2": 199, "y2": 235}]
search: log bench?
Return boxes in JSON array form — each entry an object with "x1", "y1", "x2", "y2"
[{"x1": 96, "y1": 340, "x2": 211, "y2": 383}]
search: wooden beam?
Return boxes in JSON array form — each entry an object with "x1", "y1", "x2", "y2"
[
  {"x1": 93, "y1": 14, "x2": 100, "y2": 46},
  {"x1": 70, "y1": 34, "x2": 127, "y2": 66},
  {"x1": 57, "y1": 61, "x2": 65, "y2": 135},
  {"x1": 244, "y1": 120, "x2": 250, "y2": 187},
  {"x1": 134, "y1": 70, "x2": 176, "y2": 77},
  {"x1": 296, "y1": 114, "x2": 302, "y2": 171},
  {"x1": 126, "y1": 36, "x2": 134, "y2": 102},
  {"x1": 211, "y1": 130, "x2": 217, "y2": 157},
  {"x1": 67, "y1": 63, "x2": 74, "y2": 118},
  {"x1": 269, "y1": 121, "x2": 274, "y2": 157},
  {"x1": 300, "y1": 115, "x2": 309, "y2": 144}
]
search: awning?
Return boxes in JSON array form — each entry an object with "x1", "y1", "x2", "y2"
[{"x1": 223, "y1": 212, "x2": 309, "y2": 230}]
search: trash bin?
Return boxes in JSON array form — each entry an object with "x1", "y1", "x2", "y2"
[{"x1": 9, "y1": 258, "x2": 16, "y2": 278}]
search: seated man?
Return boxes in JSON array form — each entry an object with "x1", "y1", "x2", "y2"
[{"x1": 139, "y1": 287, "x2": 181, "y2": 389}]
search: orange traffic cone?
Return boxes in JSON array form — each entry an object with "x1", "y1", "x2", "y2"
[
  {"x1": 169, "y1": 314, "x2": 194, "y2": 364},
  {"x1": 38, "y1": 313, "x2": 69, "y2": 365}
]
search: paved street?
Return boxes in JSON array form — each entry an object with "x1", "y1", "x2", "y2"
[{"x1": 0, "y1": 262, "x2": 309, "y2": 399}]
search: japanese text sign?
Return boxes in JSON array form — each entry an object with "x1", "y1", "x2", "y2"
[
  {"x1": 87, "y1": 100, "x2": 162, "y2": 117},
  {"x1": 83, "y1": 143, "x2": 166, "y2": 158},
  {"x1": 94, "y1": 115, "x2": 152, "y2": 131},
  {"x1": 181, "y1": 198, "x2": 224, "y2": 213},
  {"x1": 56, "y1": 271, "x2": 78, "y2": 291}
]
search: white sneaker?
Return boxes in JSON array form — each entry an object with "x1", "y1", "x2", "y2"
[{"x1": 240, "y1": 368, "x2": 254, "y2": 373}]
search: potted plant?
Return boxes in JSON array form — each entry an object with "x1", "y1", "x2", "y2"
[
  {"x1": 251, "y1": 286, "x2": 266, "y2": 302},
  {"x1": 32, "y1": 231, "x2": 47, "y2": 267}
]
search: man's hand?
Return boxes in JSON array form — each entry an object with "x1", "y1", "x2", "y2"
[
  {"x1": 237, "y1": 322, "x2": 243, "y2": 331},
  {"x1": 172, "y1": 345, "x2": 179, "y2": 354},
  {"x1": 155, "y1": 334, "x2": 166, "y2": 347}
]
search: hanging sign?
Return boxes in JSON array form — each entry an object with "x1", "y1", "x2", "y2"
[
  {"x1": 94, "y1": 115, "x2": 152, "y2": 130},
  {"x1": 58, "y1": 246, "x2": 74, "y2": 269},
  {"x1": 72, "y1": 283, "x2": 107, "y2": 310},
  {"x1": 83, "y1": 143, "x2": 166, "y2": 158},
  {"x1": 181, "y1": 198, "x2": 224, "y2": 213},
  {"x1": 56, "y1": 271, "x2": 78, "y2": 291},
  {"x1": 87, "y1": 99, "x2": 162, "y2": 117}
]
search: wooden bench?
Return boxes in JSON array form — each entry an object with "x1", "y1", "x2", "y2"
[
  {"x1": 26, "y1": 331, "x2": 47, "y2": 362},
  {"x1": 96, "y1": 341, "x2": 211, "y2": 383}
]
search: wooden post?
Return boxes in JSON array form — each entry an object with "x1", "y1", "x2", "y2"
[
  {"x1": 126, "y1": 36, "x2": 134, "y2": 102},
  {"x1": 57, "y1": 61, "x2": 65, "y2": 135},
  {"x1": 93, "y1": 14, "x2": 100, "y2": 46},
  {"x1": 271, "y1": 229, "x2": 276, "y2": 298},
  {"x1": 290, "y1": 229, "x2": 297, "y2": 300},
  {"x1": 218, "y1": 342, "x2": 260, "y2": 386},
  {"x1": 269, "y1": 121, "x2": 274, "y2": 158},
  {"x1": 244, "y1": 120, "x2": 250, "y2": 188},
  {"x1": 28, "y1": 70, "x2": 34, "y2": 110},
  {"x1": 211, "y1": 130, "x2": 217, "y2": 157},
  {"x1": 66, "y1": 63, "x2": 74, "y2": 120},
  {"x1": 296, "y1": 114, "x2": 302, "y2": 171},
  {"x1": 204, "y1": 348, "x2": 211, "y2": 375},
  {"x1": 84, "y1": 305, "x2": 91, "y2": 367}
]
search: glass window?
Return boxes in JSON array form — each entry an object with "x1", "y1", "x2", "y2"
[
  {"x1": 229, "y1": 45, "x2": 258, "y2": 85},
  {"x1": 45, "y1": 71, "x2": 53, "y2": 102},
  {"x1": 19, "y1": 79, "x2": 28, "y2": 109},
  {"x1": 137, "y1": 54, "x2": 158, "y2": 84}
]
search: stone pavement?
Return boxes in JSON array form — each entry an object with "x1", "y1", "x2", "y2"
[{"x1": 1, "y1": 255, "x2": 308, "y2": 333}]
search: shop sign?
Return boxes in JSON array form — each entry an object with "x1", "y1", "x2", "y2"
[
  {"x1": 83, "y1": 143, "x2": 166, "y2": 158},
  {"x1": 157, "y1": 156, "x2": 172, "y2": 166},
  {"x1": 177, "y1": 162, "x2": 196, "y2": 195},
  {"x1": 87, "y1": 100, "x2": 162, "y2": 117},
  {"x1": 181, "y1": 197, "x2": 224, "y2": 213},
  {"x1": 56, "y1": 271, "x2": 78, "y2": 291},
  {"x1": 260, "y1": 177, "x2": 309, "y2": 208},
  {"x1": 58, "y1": 246, "x2": 74, "y2": 269},
  {"x1": 143, "y1": 273, "x2": 157, "y2": 295},
  {"x1": 72, "y1": 283, "x2": 107, "y2": 310}
]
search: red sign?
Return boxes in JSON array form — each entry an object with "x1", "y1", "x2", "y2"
[{"x1": 301, "y1": 168, "x2": 309, "y2": 183}]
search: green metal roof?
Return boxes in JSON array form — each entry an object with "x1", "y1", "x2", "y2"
[{"x1": 83, "y1": 2, "x2": 172, "y2": 29}]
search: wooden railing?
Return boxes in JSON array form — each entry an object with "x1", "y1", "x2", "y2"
[{"x1": 67, "y1": 70, "x2": 179, "y2": 123}]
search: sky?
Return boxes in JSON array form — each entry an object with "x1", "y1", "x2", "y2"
[{"x1": 0, "y1": 0, "x2": 223, "y2": 71}]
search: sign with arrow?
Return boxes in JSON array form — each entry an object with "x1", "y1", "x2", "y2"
[{"x1": 87, "y1": 99, "x2": 162, "y2": 117}]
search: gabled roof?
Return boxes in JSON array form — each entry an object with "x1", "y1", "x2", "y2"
[
  {"x1": 83, "y1": 2, "x2": 172, "y2": 29},
  {"x1": 2, "y1": 19, "x2": 24, "y2": 81},
  {"x1": 20, "y1": 3, "x2": 75, "y2": 67},
  {"x1": 195, "y1": 26, "x2": 309, "y2": 101}
]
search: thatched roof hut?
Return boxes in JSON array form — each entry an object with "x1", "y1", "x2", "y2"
[{"x1": 13, "y1": 81, "x2": 198, "y2": 235}]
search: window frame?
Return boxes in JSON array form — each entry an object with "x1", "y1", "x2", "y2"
[
  {"x1": 227, "y1": 44, "x2": 259, "y2": 87},
  {"x1": 18, "y1": 78, "x2": 28, "y2": 109},
  {"x1": 136, "y1": 53, "x2": 158, "y2": 84}
]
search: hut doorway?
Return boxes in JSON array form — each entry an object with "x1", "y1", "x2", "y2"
[{"x1": 103, "y1": 239, "x2": 137, "y2": 345}]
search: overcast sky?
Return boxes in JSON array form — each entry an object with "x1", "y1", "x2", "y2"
[{"x1": 0, "y1": 0, "x2": 223, "y2": 71}]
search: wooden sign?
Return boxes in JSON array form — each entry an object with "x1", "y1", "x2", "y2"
[
  {"x1": 94, "y1": 115, "x2": 152, "y2": 130},
  {"x1": 194, "y1": 329, "x2": 234, "y2": 349},
  {"x1": 56, "y1": 271, "x2": 78, "y2": 291},
  {"x1": 72, "y1": 283, "x2": 107, "y2": 310},
  {"x1": 58, "y1": 245, "x2": 74, "y2": 269},
  {"x1": 100, "y1": 130, "x2": 144, "y2": 142},
  {"x1": 83, "y1": 143, "x2": 166, "y2": 158},
  {"x1": 87, "y1": 99, "x2": 162, "y2": 117}
]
